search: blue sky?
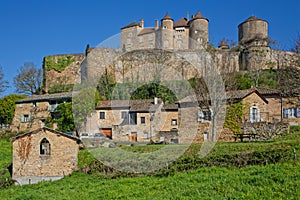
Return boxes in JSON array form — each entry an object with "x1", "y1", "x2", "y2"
[{"x1": 0, "y1": 0, "x2": 299, "y2": 97}]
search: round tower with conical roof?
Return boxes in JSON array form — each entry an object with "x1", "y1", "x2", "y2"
[
  {"x1": 238, "y1": 16, "x2": 269, "y2": 47},
  {"x1": 161, "y1": 13, "x2": 174, "y2": 30},
  {"x1": 188, "y1": 12, "x2": 209, "y2": 49},
  {"x1": 159, "y1": 13, "x2": 174, "y2": 49}
]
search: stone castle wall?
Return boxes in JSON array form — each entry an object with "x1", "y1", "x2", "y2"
[{"x1": 43, "y1": 54, "x2": 85, "y2": 93}]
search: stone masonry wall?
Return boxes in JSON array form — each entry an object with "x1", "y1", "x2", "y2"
[{"x1": 12, "y1": 129, "x2": 79, "y2": 185}]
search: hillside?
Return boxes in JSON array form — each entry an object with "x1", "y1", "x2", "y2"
[{"x1": 0, "y1": 130, "x2": 300, "y2": 199}]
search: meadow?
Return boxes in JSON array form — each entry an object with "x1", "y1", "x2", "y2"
[{"x1": 0, "y1": 131, "x2": 299, "y2": 199}]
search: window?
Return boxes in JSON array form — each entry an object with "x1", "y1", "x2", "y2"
[
  {"x1": 32, "y1": 102, "x2": 37, "y2": 107},
  {"x1": 21, "y1": 114, "x2": 31, "y2": 123},
  {"x1": 144, "y1": 133, "x2": 148, "y2": 139},
  {"x1": 141, "y1": 117, "x2": 146, "y2": 124},
  {"x1": 121, "y1": 111, "x2": 128, "y2": 119},
  {"x1": 198, "y1": 110, "x2": 212, "y2": 122},
  {"x1": 250, "y1": 106, "x2": 260, "y2": 123},
  {"x1": 171, "y1": 119, "x2": 177, "y2": 126},
  {"x1": 99, "y1": 112, "x2": 105, "y2": 119},
  {"x1": 40, "y1": 138, "x2": 50, "y2": 156},
  {"x1": 283, "y1": 108, "x2": 300, "y2": 118},
  {"x1": 18, "y1": 104, "x2": 23, "y2": 108}
]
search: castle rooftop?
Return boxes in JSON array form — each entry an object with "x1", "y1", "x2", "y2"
[
  {"x1": 174, "y1": 18, "x2": 189, "y2": 28},
  {"x1": 121, "y1": 21, "x2": 140, "y2": 30},
  {"x1": 162, "y1": 13, "x2": 173, "y2": 21}
]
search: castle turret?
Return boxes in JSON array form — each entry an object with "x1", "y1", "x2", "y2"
[
  {"x1": 238, "y1": 16, "x2": 269, "y2": 48},
  {"x1": 188, "y1": 12, "x2": 209, "y2": 49},
  {"x1": 161, "y1": 13, "x2": 174, "y2": 29},
  {"x1": 159, "y1": 13, "x2": 174, "y2": 49}
]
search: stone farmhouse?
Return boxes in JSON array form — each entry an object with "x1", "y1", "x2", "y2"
[
  {"x1": 11, "y1": 92, "x2": 73, "y2": 132},
  {"x1": 12, "y1": 127, "x2": 80, "y2": 185},
  {"x1": 84, "y1": 98, "x2": 179, "y2": 143}
]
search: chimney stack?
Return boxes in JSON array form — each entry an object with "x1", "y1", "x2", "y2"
[
  {"x1": 154, "y1": 97, "x2": 158, "y2": 105},
  {"x1": 140, "y1": 19, "x2": 144, "y2": 28},
  {"x1": 155, "y1": 19, "x2": 159, "y2": 28}
]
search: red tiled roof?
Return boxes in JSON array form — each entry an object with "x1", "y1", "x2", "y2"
[
  {"x1": 162, "y1": 13, "x2": 172, "y2": 20},
  {"x1": 174, "y1": 18, "x2": 188, "y2": 28},
  {"x1": 218, "y1": 39, "x2": 229, "y2": 48}
]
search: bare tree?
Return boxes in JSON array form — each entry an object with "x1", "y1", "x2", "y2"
[
  {"x1": 14, "y1": 62, "x2": 43, "y2": 95},
  {"x1": 0, "y1": 65, "x2": 9, "y2": 94},
  {"x1": 291, "y1": 34, "x2": 300, "y2": 53}
]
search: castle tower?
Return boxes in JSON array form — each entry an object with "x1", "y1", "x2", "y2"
[
  {"x1": 161, "y1": 13, "x2": 174, "y2": 30},
  {"x1": 159, "y1": 13, "x2": 174, "y2": 49},
  {"x1": 238, "y1": 16, "x2": 269, "y2": 48},
  {"x1": 188, "y1": 12, "x2": 209, "y2": 49}
]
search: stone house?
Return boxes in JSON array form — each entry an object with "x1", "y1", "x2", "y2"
[
  {"x1": 282, "y1": 88, "x2": 300, "y2": 125},
  {"x1": 85, "y1": 98, "x2": 179, "y2": 143},
  {"x1": 12, "y1": 127, "x2": 80, "y2": 185},
  {"x1": 178, "y1": 88, "x2": 275, "y2": 143},
  {"x1": 11, "y1": 92, "x2": 74, "y2": 132}
]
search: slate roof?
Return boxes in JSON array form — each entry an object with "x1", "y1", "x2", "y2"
[
  {"x1": 12, "y1": 127, "x2": 80, "y2": 142},
  {"x1": 121, "y1": 21, "x2": 140, "y2": 30},
  {"x1": 16, "y1": 92, "x2": 75, "y2": 103}
]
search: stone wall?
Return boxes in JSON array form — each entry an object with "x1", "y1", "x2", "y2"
[
  {"x1": 43, "y1": 54, "x2": 85, "y2": 93},
  {"x1": 12, "y1": 128, "x2": 79, "y2": 185},
  {"x1": 11, "y1": 101, "x2": 50, "y2": 132}
]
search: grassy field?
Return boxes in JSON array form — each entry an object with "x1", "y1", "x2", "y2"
[{"x1": 0, "y1": 131, "x2": 299, "y2": 199}]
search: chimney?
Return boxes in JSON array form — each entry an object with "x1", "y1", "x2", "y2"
[
  {"x1": 155, "y1": 19, "x2": 159, "y2": 28},
  {"x1": 140, "y1": 19, "x2": 144, "y2": 28},
  {"x1": 154, "y1": 97, "x2": 158, "y2": 105}
]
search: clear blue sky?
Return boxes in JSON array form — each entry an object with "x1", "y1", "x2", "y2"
[{"x1": 0, "y1": 0, "x2": 299, "y2": 97}]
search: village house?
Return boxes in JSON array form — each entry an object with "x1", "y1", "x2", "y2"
[
  {"x1": 12, "y1": 127, "x2": 80, "y2": 185},
  {"x1": 178, "y1": 88, "x2": 286, "y2": 143},
  {"x1": 282, "y1": 88, "x2": 300, "y2": 125},
  {"x1": 10, "y1": 88, "x2": 296, "y2": 143},
  {"x1": 11, "y1": 92, "x2": 74, "y2": 132},
  {"x1": 85, "y1": 98, "x2": 179, "y2": 143}
]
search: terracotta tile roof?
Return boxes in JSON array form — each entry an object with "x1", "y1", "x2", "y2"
[
  {"x1": 174, "y1": 18, "x2": 188, "y2": 28},
  {"x1": 256, "y1": 87, "x2": 281, "y2": 95},
  {"x1": 12, "y1": 127, "x2": 80, "y2": 142},
  {"x1": 16, "y1": 92, "x2": 75, "y2": 103},
  {"x1": 193, "y1": 12, "x2": 205, "y2": 19},
  {"x1": 218, "y1": 39, "x2": 229, "y2": 48},
  {"x1": 162, "y1": 13, "x2": 172, "y2": 20},
  {"x1": 138, "y1": 28, "x2": 156, "y2": 36},
  {"x1": 121, "y1": 21, "x2": 139, "y2": 30},
  {"x1": 188, "y1": 11, "x2": 209, "y2": 24}
]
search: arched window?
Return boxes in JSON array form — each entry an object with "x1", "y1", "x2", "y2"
[{"x1": 40, "y1": 138, "x2": 50, "y2": 156}]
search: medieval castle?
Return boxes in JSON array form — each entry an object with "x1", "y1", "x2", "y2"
[{"x1": 42, "y1": 11, "x2": 299, "y2": 93}]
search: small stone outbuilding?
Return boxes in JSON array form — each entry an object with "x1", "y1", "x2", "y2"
[{"x1": 12, "y1": 127, "x2": 80, "y2": 185}]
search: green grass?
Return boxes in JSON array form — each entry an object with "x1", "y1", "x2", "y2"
[
  {"x1": 0, "y1": 132, "x2": 300, "y2": 199},
  {"x1": 0, "y1": 162, "x2": 299, "y2": 199}
]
